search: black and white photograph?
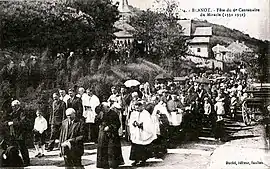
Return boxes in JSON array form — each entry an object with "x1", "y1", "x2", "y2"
[{"x1": 0, "y1": 0, "x2": 269, "y2": 168}]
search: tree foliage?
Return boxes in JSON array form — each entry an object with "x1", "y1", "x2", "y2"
[
  {"x1": 70, "y1": 0, "x2": 120, "y2": 50},
  {"x1": 128, "y1": 0, "x2": 188, "y2": 74},
  {"x1": 0, "y1": 0, "x2": 120, "y2": 102},
  {"x1": 0, "y1": 0, "x2": 119, "y2": 52}
]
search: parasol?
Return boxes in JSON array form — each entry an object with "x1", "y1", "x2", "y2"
[{"x1": 124, "y1": 79, "x2": 140, "y2": 87}]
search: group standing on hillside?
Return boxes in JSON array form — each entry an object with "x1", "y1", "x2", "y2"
[{"x1": 0, "y1": 70, "x2": 253, "y2": 168}]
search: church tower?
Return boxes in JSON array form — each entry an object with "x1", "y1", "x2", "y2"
[
  {"x1": 117, "y1": 0, "x2": 132, "y2": 20},
  {"x1": 113, "y1": 0, "x2": 134, "y2": 43},
  {"x1": 119, "y1": 0, "x2": 130, "y2": 13}
]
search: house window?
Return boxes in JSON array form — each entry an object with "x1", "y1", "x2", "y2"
[{"x1": 197, "y1": 48, "x2": 201, "y2": 52}]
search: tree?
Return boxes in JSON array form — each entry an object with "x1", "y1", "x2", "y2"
[
  {"x1": 1, "y1": 1, "x2": 95, "y2": 52},
  {"x1": 228, "y1": 52, "x2": 260, "y2": 79},
  {"x1": 257, "y1": 41, "x2": 269, "y2": 82},
  {"x1": 0, "y1": 0, "x2": 121, "y2": 92},
  {"x1": 128, "y1": 0, "x2": 188, "y2": 72},
  {"x1": 70, "y1": 0, "x2": 119, "y2": 51}
]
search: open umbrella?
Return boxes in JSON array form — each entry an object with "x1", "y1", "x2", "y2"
[
  {"x1": 124, "y1": 79, "x2": 140, "y2": 87},
  {"x1": 155, "y1": 73, "x2": 173, "y2": 80}
]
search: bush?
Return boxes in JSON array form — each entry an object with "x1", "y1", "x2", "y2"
[{"x1": 77, "y1": 74, "x2": 120, "y2": 101}]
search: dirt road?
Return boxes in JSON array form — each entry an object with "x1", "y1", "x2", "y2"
[{"x1": 26, "y1": 120, "x2": 268, "y2": 169}]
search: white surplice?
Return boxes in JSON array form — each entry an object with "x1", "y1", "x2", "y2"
[
  {"x1": 129, "y1": 110, "x2": 157, "y2": 145},
  {"x1": 83, "y1": 94, "x2": 100, "y2": 123}
]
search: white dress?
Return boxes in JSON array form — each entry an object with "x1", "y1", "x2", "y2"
[{"x1": 215, "y1": 101, "x2": 225, "y2": 115}]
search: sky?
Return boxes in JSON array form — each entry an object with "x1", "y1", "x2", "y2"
[{"x1": 114, "y1": 0, "x2": 270, "y2": 41}]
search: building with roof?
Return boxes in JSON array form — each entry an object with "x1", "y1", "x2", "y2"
[
  {"x1": 113, "y1": 0, "x2": 134, "y2": 44},
  {"x1": 226, "y1": 40, "x2": 253, "y2": 59},
  {"x1": 227, "y1": 40, "x2": 253, "y2": 53},
  {"x1": 192, "y1": 27, "x2": 212, "y2": 37},
  {"x1": 188, "y1": 27, "x2": 212, "y2": 58},
  {"x1": 176, "y1": 22, "x2": 226, "y2": 70},
  {"x1": 212, "y1": 41, "x2": 254, "y2": 63},
  {"x1": 212, "y1": 44, "x2": 231, "y2": 62}
]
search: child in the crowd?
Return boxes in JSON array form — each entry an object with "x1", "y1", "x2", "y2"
[
  {"x1": 203, "y1": 97, "x2": 212, "y2": 126},
  {"x1": 214, "y1": 93, "x2": 226, "y2": 141},
  {"x1": 230, "y1": 92, "x2": 237, "y2": 118},
  {"x1": 214, "y1": 94, "x2": 225, "y2": 121},
  {"x1": 204, "y1": 97, "x2": 212, "y2": 116},
  {"x1": 33, "y1": 110, "x2": 48, "y2": 158}
]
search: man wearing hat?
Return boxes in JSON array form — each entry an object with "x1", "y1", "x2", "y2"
[
  {"x1": 59, "y1": 108, "x2": 86, "y2": 167},
  {"x1": 4, "y1": 100, "x2": 30, "y2": 166}
]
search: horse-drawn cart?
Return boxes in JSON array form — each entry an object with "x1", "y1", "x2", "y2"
[{"x1": 241, "y1": 83, "x2": 270, "y2": 125}]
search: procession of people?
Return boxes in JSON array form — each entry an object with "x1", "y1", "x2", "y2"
[{"x1": 0, "y1": 69, "x2": 253, "y2": 168}]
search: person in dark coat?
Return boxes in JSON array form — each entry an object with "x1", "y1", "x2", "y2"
[
  {"x1": 95, "y1": 102, "x2": 124, "y2": 169},
  {"x1": 59, "y1": 108, "x2": 86, "y2": 168},
  {"x1": 67, "y1": 88, "x2": 83, "y2": 119},
  {"x1": 4, "y1": 100, "x2": 30, "y2": 166},
  {"x1": 0, "y1": 121, "x2": 23, "y2": 167},
  {"x1": 47, "y1": 93, "x2": 66, "y2": 151},
  {"x1": 0, "y1": 135, "x2": 23, "y2": 168}
]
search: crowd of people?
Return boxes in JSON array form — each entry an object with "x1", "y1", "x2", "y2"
[{"x1": 0, "y1": 70, "x2": 253, "y2": 168}]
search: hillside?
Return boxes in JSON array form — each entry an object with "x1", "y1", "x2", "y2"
[
  {"x1": 74, "y1": 58, "x2": 166, "y2": 101},
  {"x1": 191, "y1": 20, "x2": 269, "y2": 53},
  {"x1": 126, "y1": 6, "x2": 268, "y2": 55}
]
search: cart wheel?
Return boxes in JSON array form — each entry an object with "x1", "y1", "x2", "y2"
[{"x1": 242, "y1": 101, "x2": 252, "y2": 126}]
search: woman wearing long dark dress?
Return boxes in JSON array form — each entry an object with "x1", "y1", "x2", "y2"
[{"x1": 95, "y1": 102, "x2": 124, "y2": 169}]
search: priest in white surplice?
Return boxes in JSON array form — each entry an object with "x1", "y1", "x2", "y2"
[
  {"x1": 129, "y1": 100, "x2": 157, "y2": 166},
  {"x1": 83, "y1": 88, "x2": 100, "y2": 142}
]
